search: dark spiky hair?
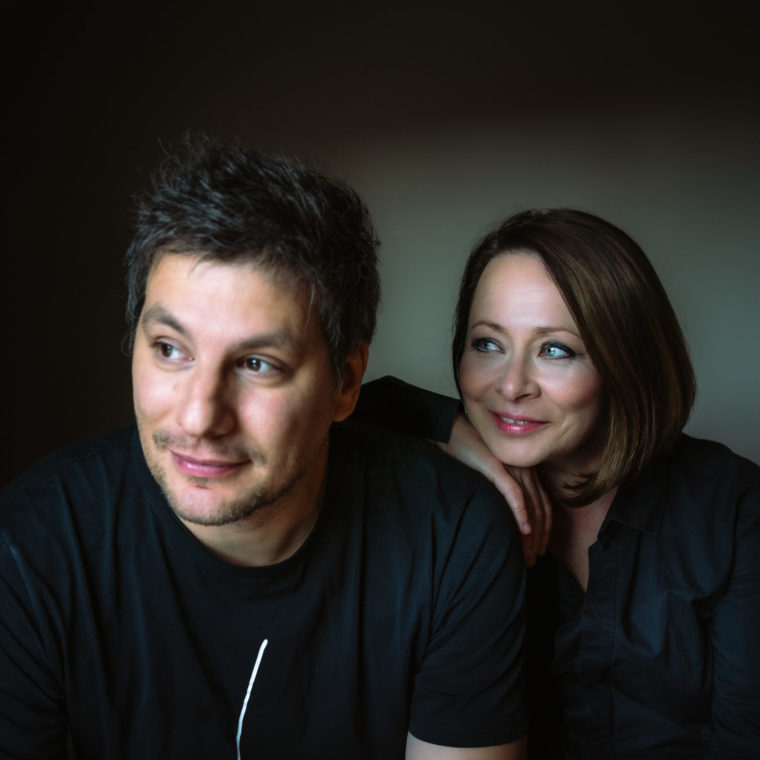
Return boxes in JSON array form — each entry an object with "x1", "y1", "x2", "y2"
[{"x1": 125, "y1": 135, "x2": 380, "y2": 376}]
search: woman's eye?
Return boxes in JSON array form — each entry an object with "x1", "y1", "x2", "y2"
[
  {"x1": 540, "y1": 342, "x2": 575, "y2": 359},
  {"x1": 472, "y1": 337, "x2": 501, "y2": 353}
]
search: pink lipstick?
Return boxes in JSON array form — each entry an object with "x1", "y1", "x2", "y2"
[{"x1": 490, "y1": 412, "x2": 546, "y2": 436}]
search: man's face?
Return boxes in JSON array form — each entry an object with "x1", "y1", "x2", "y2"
[{"x1": 132, "y1": 253, "x2": 363, "y2": 528}]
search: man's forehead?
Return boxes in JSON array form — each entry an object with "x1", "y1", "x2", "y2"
[
  {"x1": 141, "y1": 251, "x2": 320, "y2": 341},
  {"x1": 146, "y1": 250, "x2": 309, "y2": 299}
]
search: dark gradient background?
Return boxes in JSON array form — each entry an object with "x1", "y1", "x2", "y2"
[{"x1": 4, "y1": 1, "x2": 760, "y2": 485}]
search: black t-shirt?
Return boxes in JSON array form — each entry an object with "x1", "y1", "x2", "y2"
[{"x1": 0, "y1": 423, "x2": 527, "y2": 759}]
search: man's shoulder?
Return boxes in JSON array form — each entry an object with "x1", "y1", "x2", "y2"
[
  {"x1": 1, "y1": 427, "x2": 138, "y2": 510},
  {"x1": 332, "y1": 419, "x2": 497, "y2": 486},
  {"x1": 329, "y1": 420, "x2": 514, "y2": 530}
]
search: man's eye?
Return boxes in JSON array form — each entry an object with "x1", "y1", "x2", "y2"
[
  {"x1": 156, "y1": 342, "x2": 182, "y2": 359},
  {"x1": 243, "y1": 357, "x2": 274, "y2": 373}
]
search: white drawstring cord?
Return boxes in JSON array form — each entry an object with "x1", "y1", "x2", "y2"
[{"x1": 236, "y1": 638, "x2": 269, "y2": 760}]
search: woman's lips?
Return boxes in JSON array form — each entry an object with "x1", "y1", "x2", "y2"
[
  {"x1": 171, "y1": 451, "x2": 247, "y2": 478},
  {"x1": 489, "y1": 412, "x2": 547, "y2": 435}
]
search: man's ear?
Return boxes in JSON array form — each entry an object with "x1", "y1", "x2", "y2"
[{"x1": 333, "y1": 342, "x2": 369, "y2": 422}]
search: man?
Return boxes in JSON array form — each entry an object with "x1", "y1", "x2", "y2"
[{"x1": 0, "y1": 138, "x2": 526, "y2": 758}]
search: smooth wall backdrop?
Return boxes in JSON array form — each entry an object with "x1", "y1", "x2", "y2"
[
  {"x1": 354, "y1": 115, "x2": 760, "y2": 464},
  {"x1": 4, "y1": 2, "x2": 759, "y2": 484}
]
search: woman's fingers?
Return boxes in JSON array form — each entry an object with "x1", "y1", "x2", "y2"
[
  {"x1": 440, "y1": 414, "x2": 532, "y2": 534},
  {"x1": 438, "y1": 412, "x2": 554, "y2": 565}
]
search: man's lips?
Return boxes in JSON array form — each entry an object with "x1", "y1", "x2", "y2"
[
  {"x1": 170, "y1": 451, "x2": 248, "y2": 478},
  {"x1": 490, "y1": 412, "x2": 547, "y2": 435}
]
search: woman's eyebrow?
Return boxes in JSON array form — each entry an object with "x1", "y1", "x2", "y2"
[{"x1": 470, "y1": 319, "x2": 580, "y2": 338}]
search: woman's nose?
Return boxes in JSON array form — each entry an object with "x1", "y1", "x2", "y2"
[{"x1": 497, "y1": 354, "x2": 539, "y2": 401}]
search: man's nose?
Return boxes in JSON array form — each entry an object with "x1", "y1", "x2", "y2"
[{"x1": 175, "y1": 364, "x2": 236, "y2": 438}]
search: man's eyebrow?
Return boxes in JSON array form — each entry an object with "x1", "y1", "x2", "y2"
[
  {"x1": 232, "y1": 332, "x2": 302, "y2": 354},
  {"x1": 141, "y1": 304, "x2": 303, "y2": 353},
  {"x1": 141, "y1": 305, "x2": 189, "y2": 338}
]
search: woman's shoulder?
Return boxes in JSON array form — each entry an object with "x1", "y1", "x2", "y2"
[
  {"x1": 669, "y1": 434, "x2": 759, "y2": 485},
  {"x1": 646, "y1": 434, "x2": 760, "y2": 536}
]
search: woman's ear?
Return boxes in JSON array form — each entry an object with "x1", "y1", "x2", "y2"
[{"x1": 333, "y1": 342, "x2": 369, "y2": 422}]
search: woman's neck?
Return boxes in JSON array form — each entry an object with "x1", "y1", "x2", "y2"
[{"x1": 548, "y1": 487, "x2": 617, "y2": 592}]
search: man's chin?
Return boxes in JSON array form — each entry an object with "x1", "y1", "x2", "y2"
[
  {"x1": 147, "y1": 449, "x2": 310, "y2": 529},
  {"x1": 154, "y1": 469, "x2": 264, "y2": 527},
  {"x1": 168, "y1": 491, "x2": 262, "y2": 527}
]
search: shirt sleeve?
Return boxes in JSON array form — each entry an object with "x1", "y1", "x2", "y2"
[
  {"x1": 353, "y1": 376, "x2": 460, "y2": 444},
  {"x1": 705, "y1": 474, "x2": 760, "y2": 758},
  {"x1": 408, "y1": 478, "x2": 528, "y2": 747},
  {"x1": 0, "y1": 530, "x2": 68, "y2": 759}
]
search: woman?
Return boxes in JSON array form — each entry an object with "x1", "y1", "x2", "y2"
[{"x1": 356, "y1": 209, "x2": 760, "y2": 757}]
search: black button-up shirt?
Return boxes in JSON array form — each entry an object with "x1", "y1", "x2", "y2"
[
  {"x1": 528, "y1": 435, "x2": 760, "y2": 758},
  {"x1": 354, "y1": 379, "x2": 760, "y2": 757}
]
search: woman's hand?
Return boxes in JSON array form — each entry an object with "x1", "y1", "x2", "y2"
[
  {"x1": 502, "y1": 464, "x2": 552, "y2": 566},
  {"x1": 436, "y1": 412, "x2": 552, "y2": 566}
]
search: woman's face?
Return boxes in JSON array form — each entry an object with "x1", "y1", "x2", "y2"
[{"x1": 458, "y1": 253, "x2": 604, "y2": 484}]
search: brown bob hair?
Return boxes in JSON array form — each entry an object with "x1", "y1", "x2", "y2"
[{"x1": 452, "y1": 208, "x2": 696, "y2": 505}]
